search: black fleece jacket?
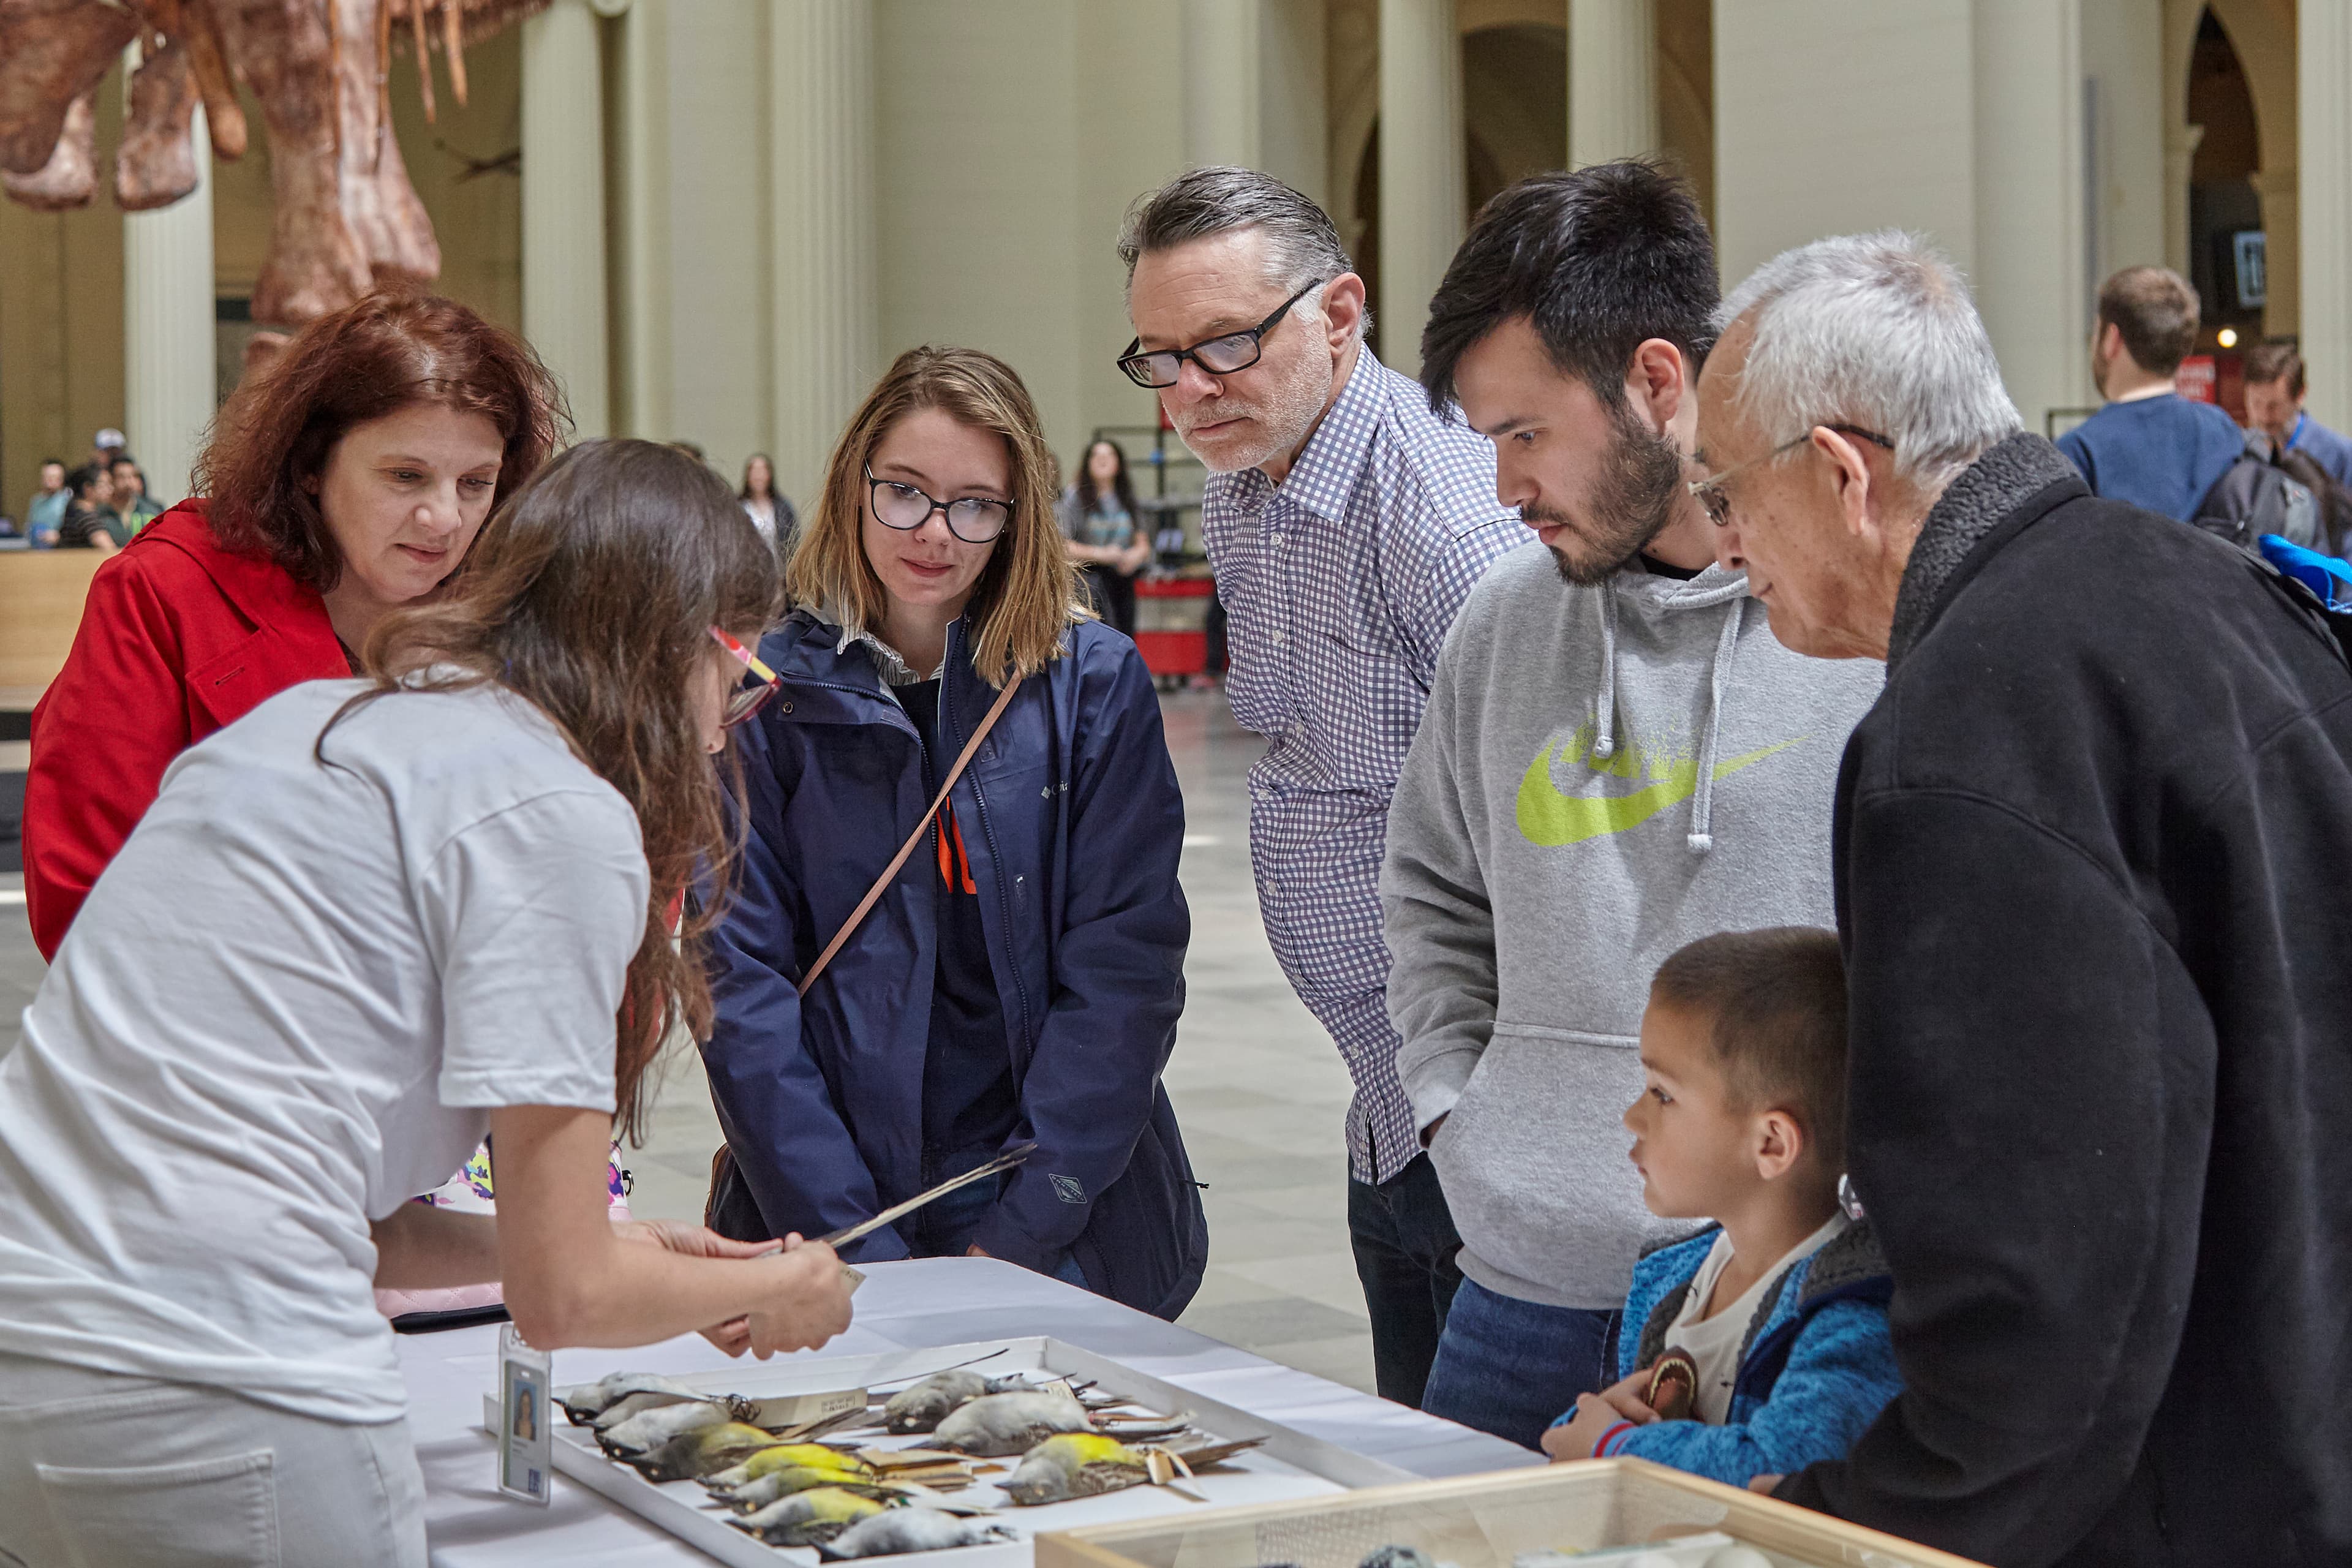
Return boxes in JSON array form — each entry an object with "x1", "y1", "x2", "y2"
[{"x1": 1781, "y1": 435, "x2": 2352, "y2": 1567}]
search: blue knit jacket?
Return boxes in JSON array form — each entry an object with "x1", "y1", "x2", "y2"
[{"x1": 1564, "y1": 1219, "x2": 1901, "y2": 1486}]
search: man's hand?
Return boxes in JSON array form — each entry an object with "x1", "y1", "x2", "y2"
[{"x1": 1539, "y1": 1392, "x2": 1623, "y2": 1463}]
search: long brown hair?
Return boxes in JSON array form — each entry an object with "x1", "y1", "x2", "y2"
[
  {"x1": 786, "y1": 346, "x2": 1084, "y2": 684},
  {"x1": 345, "y1": 440, "x2": 780, "y2": 1140},
  {"x1": 196, "y1": 291, "x2": 567, "y2": 591}
]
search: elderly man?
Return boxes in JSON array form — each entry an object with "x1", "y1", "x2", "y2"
[
  {"x1": 1696, "y1": 232, "x2": 2352, "y2": 1566},
  {"x1": 1120, "y1": 167, "x2": 1528, "y2": 1407},
  {"x1": 1383, "y1": 161, "x2": 1880, "y2": 1450}
]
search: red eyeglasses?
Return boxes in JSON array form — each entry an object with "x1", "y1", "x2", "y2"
[{"x1": 709, "y1": 627, "x2": 781, "y2": 727}]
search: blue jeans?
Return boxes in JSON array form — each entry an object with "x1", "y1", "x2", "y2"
[
  {"x1": 1347, "y1": 1155, "x2": 1463, "y2": 1409},
  {"x1": 902, "y1": 1153, "x2": 1087, "y2": 1289},
  {"x1": 1420, "y1": 1277, "x2": 1619, "y2": 1451}
]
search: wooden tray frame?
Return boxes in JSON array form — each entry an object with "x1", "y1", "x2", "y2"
[{"x1": 1034, "y1": 1457, "x2": 1991, "y2": 1568}]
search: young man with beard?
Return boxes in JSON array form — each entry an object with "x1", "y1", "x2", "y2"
[
  {"x1": 1119, "y1": 167, "x2": 1529, "y2": 1409},
  {"x1": 1379, "y1": 162, "x2": 1883, "y2": 1450}
]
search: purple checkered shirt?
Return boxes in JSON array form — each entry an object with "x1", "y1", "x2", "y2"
[{"x1": 1201, "y1": 348, "x2": 1529, "y2": 1183}]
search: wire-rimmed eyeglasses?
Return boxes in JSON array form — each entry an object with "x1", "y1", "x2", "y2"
[
  {"x1": 1115, "y1": 281, "x2": 1327, "y2": 389},
  {"x1": 1689, "y1": 425, "x2": 1896, "y2": 527},
  {"x1": 709, "y1": 626, "x2": 780, "y2": 728}
]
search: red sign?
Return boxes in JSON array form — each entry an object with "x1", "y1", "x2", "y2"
[{"x1": 2176, "y1": 355, "x2": 2217, "y2": 404}]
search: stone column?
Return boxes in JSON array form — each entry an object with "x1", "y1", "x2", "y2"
[
  {"x1": 1185, "y1": 0, "x2": 1262, "y2": 168},
  {"x1": 769, "y1": 0, "x2": 878, "y2": 510},
  {"x1": 521, "y1": 0, "x2": 611, "y2": 438},
  {"x1": 2304, "y1": 1, "x2": 2352, "y2": 424},
  {"x1": 2253, "y1": 165, "x2": 2299, "y2": 343},
  {"x1": 1569, "y1": 0, "x2": 1657, "y2": 168},
  {"x1": 122, "y1": 100, "x2": 216, "y2": 508},
  {"x1": 1379, "y1": 0, "x2": 1464, "y2": 377},
  {"x1": 1972, "y1": 0, "x2": 2088, "y2": 429}
]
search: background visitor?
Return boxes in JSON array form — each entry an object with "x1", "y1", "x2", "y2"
[{"x1": 1058, "y1": 437, "x2": 1151, "y2": 635}]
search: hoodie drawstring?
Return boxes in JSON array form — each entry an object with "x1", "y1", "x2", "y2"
[
  {"x1": 1594, "y1": 589, "x2": 1620, "y2": 761},
  {"x1": 1687, "y1": 596, "x2": 1743, "y2": 856}
]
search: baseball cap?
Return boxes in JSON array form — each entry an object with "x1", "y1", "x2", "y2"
[{"x1": 94, "y1": 428, "x2": 126, "y2": 450}]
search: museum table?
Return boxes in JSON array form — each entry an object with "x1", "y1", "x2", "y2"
[{"x1": 405, "y1": 1256, "x2": 1538, "y2": 1567}]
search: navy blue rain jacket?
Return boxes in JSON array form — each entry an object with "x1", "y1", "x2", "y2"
[{"x1": 702, "y1": 609, "x2": 1207, "y2": 1319}]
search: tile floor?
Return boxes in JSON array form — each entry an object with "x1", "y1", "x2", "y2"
[{"x1": 0, "y1": 688, "x2": 1382, "y2": 1393}]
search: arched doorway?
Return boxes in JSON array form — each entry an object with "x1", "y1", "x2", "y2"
[{"x1": 2187, "y1": 9, "x2": 2266, "y2": 353}]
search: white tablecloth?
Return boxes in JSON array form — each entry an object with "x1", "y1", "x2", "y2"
[{"x1": 408, "y1": 1257, "x2": 1537, "y2": 1567}]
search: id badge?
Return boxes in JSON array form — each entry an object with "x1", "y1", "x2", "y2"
[{"x1": 497, "y1": 1323, "x2": 554, "y2": 1506}]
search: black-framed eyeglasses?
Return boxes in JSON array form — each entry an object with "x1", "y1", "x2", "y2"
[
  {"x1": 864, "y1": 466, "x2": 1014, "y2": 544},
  {"x1": 1116, "y1": 281, "x2": 1326, "y2": 389},
  {"x1": 1687, "y1": 424, "x2": 1896, "y2": 527}
]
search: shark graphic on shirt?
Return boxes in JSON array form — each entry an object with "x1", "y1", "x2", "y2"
[{"x1": 1516, "y1": 718, "x2": 1804, "y2": 847}]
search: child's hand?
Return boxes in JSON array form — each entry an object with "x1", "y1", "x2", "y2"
[
  {"x1": 1540, "y1": 1392, "x2": 1622, "y2": 1462},
  {"x1": 1596, "y1": 1367, "x2": 1664, "y2": 1425}
]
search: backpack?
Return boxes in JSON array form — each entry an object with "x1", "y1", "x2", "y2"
[{"x1": 2195, "y1": 442, "x2": 2320, "y2": 551}]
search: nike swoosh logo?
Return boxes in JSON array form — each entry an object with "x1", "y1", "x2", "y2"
[{"x1": 1515, "y1": 737, "x2": 1804, "y2": 847}]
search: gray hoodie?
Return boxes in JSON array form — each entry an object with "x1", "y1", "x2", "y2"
[{"x1": 1381, "y1": 542, "x2": 1883, "y2": 1310}]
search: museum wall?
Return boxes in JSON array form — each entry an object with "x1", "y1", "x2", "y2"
[{"x1": 0, "y1": 82, "x2": 125, "y2": 526}]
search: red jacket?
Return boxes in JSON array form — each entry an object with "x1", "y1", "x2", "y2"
[{"x1": 24, "y1": 500, "x2": 349, "y2": 959}]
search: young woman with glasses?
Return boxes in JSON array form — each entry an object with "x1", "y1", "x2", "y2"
[
  {"x1": 0, "y1": 442, "x2": 853, "y2": 1568},
  {"x1": 701, "y1": 346, "x2": 1207, "y2": 1321}
]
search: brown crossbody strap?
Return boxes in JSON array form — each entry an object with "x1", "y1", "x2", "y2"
[{"x1": 796, "y1": 670, "x2": 1025, "y2": 997}]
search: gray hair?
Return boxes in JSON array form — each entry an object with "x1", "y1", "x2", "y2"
[
  {"x1": 1118, "y1": 166, "x2": 1356, "y2": 301},
  {"x1": 1715, "y1": 230, "x2": 2021, "y2": 494}
]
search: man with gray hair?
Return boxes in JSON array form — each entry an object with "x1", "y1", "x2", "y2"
[
  {"x1": 1695, "y1": 230, "x2": 2352, "y2": 1565},
  {"x1": 1118, "y1": 167, "x2": 1528, "y2": 1408}
]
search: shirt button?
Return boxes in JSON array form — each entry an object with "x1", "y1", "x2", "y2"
[{"x1": 1272, "y1": 630, "x2": 1289, "y2": 646}]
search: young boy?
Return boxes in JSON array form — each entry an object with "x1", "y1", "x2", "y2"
[{"x1": 1539, "y1": 927, "x2": 1899, "y2": 1488}]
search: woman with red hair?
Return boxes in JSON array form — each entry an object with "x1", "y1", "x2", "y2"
[{"x1": 23, "y1": 292, "x2": 565, "y2": 960}]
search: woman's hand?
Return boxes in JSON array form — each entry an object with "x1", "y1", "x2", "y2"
[
  {"x1": 612, "y1": 1218, "x2": 777, "y2": 1261},
  {"x1": 488, "y1": 1105, "x2": 856, "y2": 1354},
  {"x1": 615, "y1": 1219, "x2": 783, "y2": 1354},
  {"x1": 744, "y1": 1237, "x2": 854, "y2": 1359}
]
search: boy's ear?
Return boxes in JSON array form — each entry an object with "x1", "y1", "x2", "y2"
[{"x1": 1753, "y1": 1107, "x2": 1806, "y2": 1183}]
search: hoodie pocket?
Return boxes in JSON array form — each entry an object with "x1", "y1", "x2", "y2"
[{"x1": 1427, "y1": 1024, "x2": 1668, "y2": 1305}]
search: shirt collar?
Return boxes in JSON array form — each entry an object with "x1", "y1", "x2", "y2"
[
  {"x1": 822, "y1": 602, "x2": 947, "y2": 686},
  {"x1": 1227, "y1": 344, "x2": 1389, "y2": 524}
]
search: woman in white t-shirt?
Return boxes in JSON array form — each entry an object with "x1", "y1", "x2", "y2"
[{"x1": 0, "y1": 440, "x2": 853, "y2": 1568}]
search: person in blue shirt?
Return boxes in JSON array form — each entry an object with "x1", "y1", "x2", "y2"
[
  {"x1": 24, "y1": 459, "x2": 67, "y2": 547},
  {"x1": 1541, "y1": 929, "x2": 1898, "y2": 1490},
  {"x1": 2056, "y1": 266, "x2": 2244, "y2": 521},
  {"x1": 2242, "y1": 340, "x2": 2352, "y2": 489}
]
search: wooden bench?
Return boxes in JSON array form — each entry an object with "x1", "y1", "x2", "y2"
[{"x1": 0, "y1": 549, "x2": 107, "y2": 699}]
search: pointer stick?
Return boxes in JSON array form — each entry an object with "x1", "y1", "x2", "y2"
[{"x1": 819, "y1": 1142, "x2": 1039, "y2": 1248}]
